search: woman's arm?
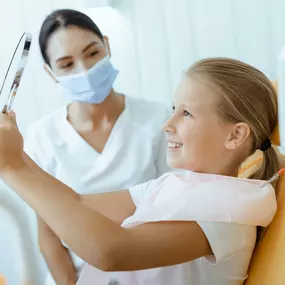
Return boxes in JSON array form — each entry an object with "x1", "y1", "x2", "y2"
[
  {"x1": 38, "y1": 219, "x2": 78, "y2": 285},
  {"x1": 24, "y1": 153, "x2": 79, "y2": 285}
]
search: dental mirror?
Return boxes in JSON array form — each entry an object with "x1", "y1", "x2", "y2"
[{"x1": 0, "y1": 32, "x2": 32, "y2": 114}]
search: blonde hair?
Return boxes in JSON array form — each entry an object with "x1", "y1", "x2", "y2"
[{"x1": 187, "y1": 58, "x2": 280, "y2": 186}]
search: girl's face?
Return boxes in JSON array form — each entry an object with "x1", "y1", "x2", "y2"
[
  {"x1": 164, "y1": 75, "x2": 251, "y2": 175},
  {"x1": 46, "y1": 25, "x2": 109, "y2": 76}
]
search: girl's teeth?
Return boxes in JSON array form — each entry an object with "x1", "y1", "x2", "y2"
[{"x1": 168, "y1": 142, "x2": 183, "y2": 148}]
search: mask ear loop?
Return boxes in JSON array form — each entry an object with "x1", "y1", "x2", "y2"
[
  {"x1": 44, "y1": 64, "x2": 59, "y2": 82},
  {"x1": 103, "y1": 38, "x2": 111, "y2": 57}
]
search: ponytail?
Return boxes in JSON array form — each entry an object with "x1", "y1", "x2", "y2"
[{"x1": 250, "y1": 146, "x2": 280, "y2": 242}]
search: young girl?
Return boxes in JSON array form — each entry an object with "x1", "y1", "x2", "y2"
[{"x1": 0, "y1": 58, "x2": 279, "y2": 285}]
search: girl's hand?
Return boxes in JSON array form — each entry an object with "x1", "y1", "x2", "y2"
[{"x1": 0, "y1": 111, "x2": 25, "y2": 174}]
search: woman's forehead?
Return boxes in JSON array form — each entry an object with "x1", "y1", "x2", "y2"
[{"x1": 46, "y1": 26, "x2": 103, "y2": 60}]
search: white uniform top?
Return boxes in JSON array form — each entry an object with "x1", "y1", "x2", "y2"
[{"x1": 24, "y1": 96, "x2": 172, "y2": 284}]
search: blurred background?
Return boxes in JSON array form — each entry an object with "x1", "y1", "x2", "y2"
[{"x1": 0, "y1": 0, "x2": 285, "y2": 283}]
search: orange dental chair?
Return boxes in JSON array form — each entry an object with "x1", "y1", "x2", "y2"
[{"x1": 240, "y1": 82, "x2": 285, "y2": 284}]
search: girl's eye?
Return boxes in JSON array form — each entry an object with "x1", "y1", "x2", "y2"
[
  {"x1": 183, "y1": 110, "x2": 192, "y2": 117},
  {"x1": 172, "y1": 106, "x2": 175, "y2": 112}
]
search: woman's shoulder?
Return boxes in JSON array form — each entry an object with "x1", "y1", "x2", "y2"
[
  {"x1": 126, "y1": 96, "x2": 171, "y2": 126},
  {"x1": 25, "y1": 106, "x2": 66, "y2": 140},
  {"x1": 24, "y1": 107, "x2": 67, "y2": 160},
  {"x1": 23, "y1": 107, "x2": 66, "y2": 172}
]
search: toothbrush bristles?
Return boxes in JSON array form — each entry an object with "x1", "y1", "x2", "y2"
[{"x1": 278, "y1": 167, "x2": 285, "y2": 176}]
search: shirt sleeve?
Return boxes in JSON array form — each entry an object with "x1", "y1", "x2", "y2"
[
  {"x1": 197, "y1": 221, "x2": 256, "y2": 264},
  {"x1": 24, "y1": 127, "x2": 40, "y2": 162},
  {"x1": 128, "y1": 179, "x2": 157, "y2": 207},
  {"x1": 24, "y1": 124, "x2": 56, "y2": 176}
]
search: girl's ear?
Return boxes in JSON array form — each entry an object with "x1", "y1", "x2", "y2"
[{"x1": 225, "y1": 122, "x2": 251, "y2": 150}]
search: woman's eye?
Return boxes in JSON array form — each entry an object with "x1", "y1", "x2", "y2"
[
  {"x1": 183, "y1": 110, "x2": 192, "y2": 117},
  {"x1": 90, "y1": 51, "x2": 99, "y2": 57},
  {"x1": 61, "y1": 62, "x2": 73, "y2": 69},
  {"x1": 172, "y1": 106, "x2": 175, "y2": 112}
]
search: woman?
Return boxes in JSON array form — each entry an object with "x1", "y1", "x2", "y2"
[{"x1": 24, "y1": 9, "x2": 171, "y2": 285}]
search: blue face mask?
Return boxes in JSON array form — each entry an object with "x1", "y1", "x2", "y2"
[{"x1": 53, "y1": 56, "x2": 119, "y2": 104}]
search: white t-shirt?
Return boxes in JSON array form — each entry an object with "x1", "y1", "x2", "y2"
[
  {"x1": 126, "y1": 181, "x2": 257, "y2": 285},
  {"x1": 24, "y1": 96, "x2": 172, "y2": 283}
]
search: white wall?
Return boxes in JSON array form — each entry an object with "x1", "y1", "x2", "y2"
[
  {"x1": 93, "y1": 0, "x2": 285, "y2": 141},
  {"x1": 2, "y1": 0, "x2": 284, "y2": 133},
  {"x1": 1, "y1": 0, "x2": 285, "y2": 284},
  {"x1": 109, "y1": 0, "x2": 285, "y2": 105},
  {"x1": 110, "y1": 0, "x2": 285, "y2": 143}
]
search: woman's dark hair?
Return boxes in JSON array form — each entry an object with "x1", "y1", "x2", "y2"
[{"x1": 39, "y1": 9, "x2": 104, "y2": 65}]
